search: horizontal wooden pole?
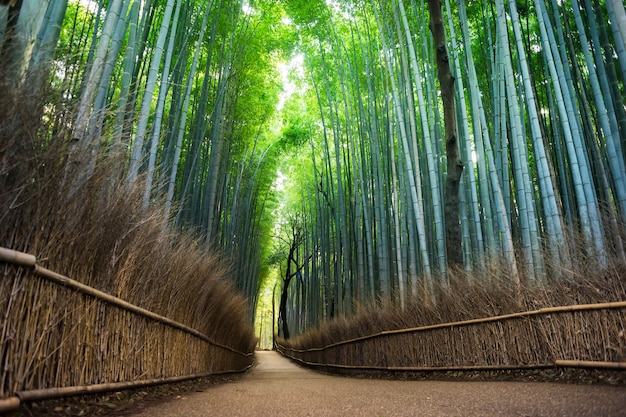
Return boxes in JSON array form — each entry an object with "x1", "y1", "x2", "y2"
[
  {"x1": 555, "y1": 360, "x2": 626, "y2": 370},
  {"x1": 280, "y1": 351, "x2": 626, "y2": 373},
  {"x1": 16, "y1": 365, "x2": 253, "y2": 403},
  {"x1": 0, "y1": 247, "x2": 36, "y2": 267},
  {"x1": 278, "y1": 350, "x2": 553, "y2": 372},
  {"x1": 0, "y1": 397, "x2": 20, "y2": 412}
]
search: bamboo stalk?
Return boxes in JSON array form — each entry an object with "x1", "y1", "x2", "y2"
[{"x1": 555, "y1": 360, "x2": 626, "y2": 369}]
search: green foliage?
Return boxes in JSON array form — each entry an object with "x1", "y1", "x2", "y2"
[
  {"x1": 282, "y1": 0, "x2": 332, "y2": 28},
  {"x1": 8, "y1": 0, "x2": 626, "y2": 341}
]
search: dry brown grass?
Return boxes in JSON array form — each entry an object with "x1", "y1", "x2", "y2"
[{"x1": 0, "y1": 74, "x2": 256, "y2": 397}]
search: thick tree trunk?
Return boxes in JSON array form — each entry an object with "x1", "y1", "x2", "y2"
[
  {"x1": 279, "y1": 240, "x2": 299, "y2": 339},
  {"x1": 426, "y1": 0, "x2": 464, "y2": 267},
  {"x1": 278, "y1": 276, "x2": 292, "y2": 340}
]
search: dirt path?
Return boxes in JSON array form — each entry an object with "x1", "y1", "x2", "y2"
[{"x1": 129, "y1": 351, "x2": 626, "y2": 417}]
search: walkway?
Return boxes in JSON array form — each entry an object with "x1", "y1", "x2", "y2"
[{"x1": 129, "y1": 351, "x2": 626, "y2": 417}]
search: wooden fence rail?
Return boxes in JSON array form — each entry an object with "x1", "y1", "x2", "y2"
[
  {"x1": 0, "y1": 248, "x2": 254, "y2": 411},
  {"x1": 276, "y1": 301, "x2": 626, "y2": 372}
]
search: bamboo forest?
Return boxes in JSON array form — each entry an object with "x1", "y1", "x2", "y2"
[{"x1": 2, "y1": 0, "x2": 626, "y2": 354}]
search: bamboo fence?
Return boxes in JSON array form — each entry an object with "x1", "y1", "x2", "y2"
[
  {"x1": 276, "y1": 301, "x2": 626, "y2": 372},
  {"x1": 0, "y1": 248, "x2": 254, "y2": 410}
]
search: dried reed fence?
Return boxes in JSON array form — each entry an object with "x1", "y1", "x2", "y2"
[
  {"x1": 0, "y1": 248, "x2": 254, "y2": 412},
  {"x1": 276, "y1": 302, "x2": 626, "y2": 372}
]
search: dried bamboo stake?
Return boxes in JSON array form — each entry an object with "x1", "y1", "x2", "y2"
[
  {"x1": 2, "y1": 248, "x2": 254, "y2": 401},
  {"x1": 278, "y1": 301, "x2": 626, "y2": 353},
  {"x1": 0, "y1": 268, "x2": 22, "y2": 395},
  {"x1": 34, "y1": 265, "x2": 251, "y2": 356},
  {"x1": 0, "y1": 247, "x2": 252, "y2": 357}
]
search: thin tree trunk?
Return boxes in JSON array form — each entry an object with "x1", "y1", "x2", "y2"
[{"x1": 426, "y1": 0, "x2": 464, "y2": 268}]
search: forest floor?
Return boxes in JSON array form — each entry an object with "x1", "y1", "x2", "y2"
[{"x1": 9, "y1": 351, "x2": 626, "y2": 417}]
